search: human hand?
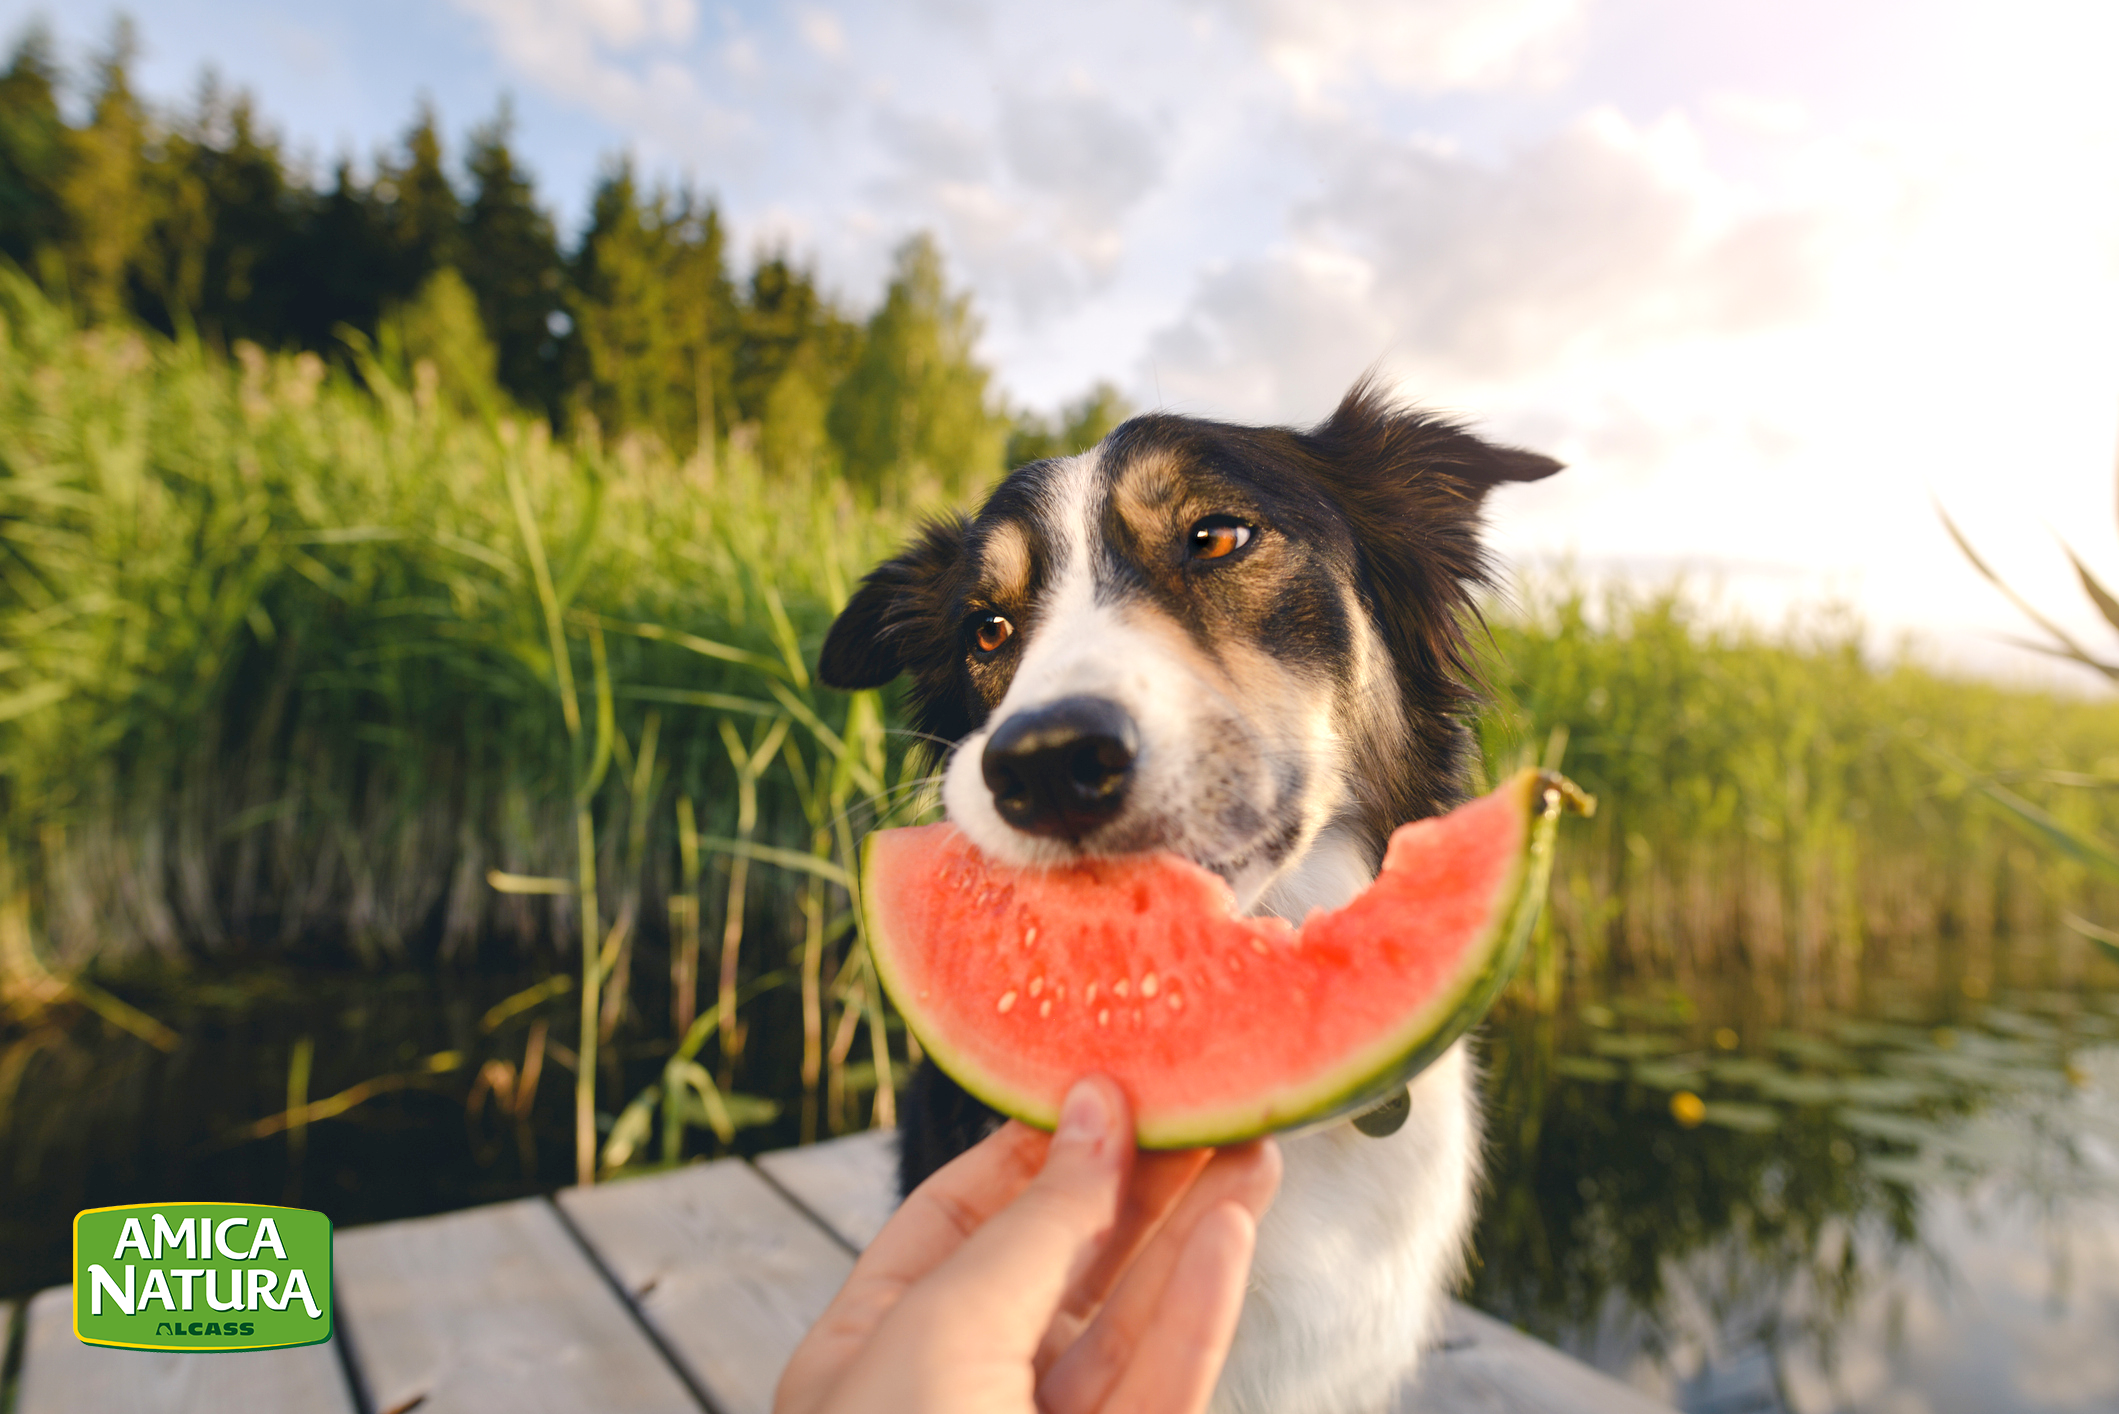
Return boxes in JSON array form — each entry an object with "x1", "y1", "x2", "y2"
[{"x1": 774, "y1": 1076, "x2": 1282, "y2": 1414}]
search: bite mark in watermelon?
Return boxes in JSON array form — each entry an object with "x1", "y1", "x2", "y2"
[{"x1": 862, "y1": 768, "x2": 1590, "y2": 1147}]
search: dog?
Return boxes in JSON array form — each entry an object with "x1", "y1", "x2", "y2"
[{"x1": 818, "y1": 376, "x2": 1561, "y2": 1413}]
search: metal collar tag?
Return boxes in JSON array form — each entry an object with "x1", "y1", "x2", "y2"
[{"x1": 1352, "y1": 1086, "x2": 1411, "y2": 1137}]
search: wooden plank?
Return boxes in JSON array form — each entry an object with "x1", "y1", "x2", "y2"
[
  {"x1": 754, "y1": 1130, "x2": 900, "y2": 1251},
  {"x1": 334, "y1": 1197, "x2": 702, "y2": 1414},
  {"x1": 1394, "y1": 1303, "x2": 1676, "y2": 1414},
  {"x1": 14, "y1": 1285, "x2": 355, "y2": 1414},
  {"x1": 559, "y1": 1159, "x2": 855, "y2": 1414}
]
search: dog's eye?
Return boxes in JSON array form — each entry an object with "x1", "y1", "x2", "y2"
[
  {"x1": 1187, "y1": 516, "x2": 1254, "y2": 561},
  {"x1": 971, "y1": 613, "x2": 1014, "y2": 654}
]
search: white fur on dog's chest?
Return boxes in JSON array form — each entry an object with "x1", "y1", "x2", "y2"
[
  {"x1": 1214, "y1": 830, "x2": 1483, "y2": 1414},
  {"x1": 1215, "y1": 1047, "x2": 1478, "y2": 1414}
]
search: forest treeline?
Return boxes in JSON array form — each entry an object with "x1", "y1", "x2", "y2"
[{"x1": 0, "y1": 20, "x2": 1127, "y2": 484}]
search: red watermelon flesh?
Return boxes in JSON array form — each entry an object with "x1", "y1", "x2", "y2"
[{"x1": 862, "y1": 768, "x2": 1585, "y2": 1147}]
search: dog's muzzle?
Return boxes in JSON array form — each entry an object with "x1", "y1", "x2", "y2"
[{"x1": 981, "y1": 695, "x2": 1138, "y2": 842}]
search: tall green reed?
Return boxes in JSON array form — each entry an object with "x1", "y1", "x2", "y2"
[
  {"x1": 1479, "y1": 580, "x2": 2119, "y2": 1009},
  {"x1": 0, "y1": 273, "x2": 941, "y2": 1174},
  {"x1": 1936, "y1": 508, "x2": 2119, "y2": 968}
]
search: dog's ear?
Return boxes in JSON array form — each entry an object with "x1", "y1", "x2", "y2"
[
  {"x1": 819, "y1": 517, "x2": 969, "y2": 690},
  {"x1": 1445, "y1": 437, "x2": 1564, "y2": 488},
  {"x1": 1299, "y1": 376, "x2": 1561, "y2": 719},
  {"x1": 1312, "y1": 376, "x2": 1562, "y2": 497}
]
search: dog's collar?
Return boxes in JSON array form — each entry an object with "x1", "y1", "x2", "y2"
[{"x1": 1352, "y1": 1085, "x2": 1411, "y2": 1137}]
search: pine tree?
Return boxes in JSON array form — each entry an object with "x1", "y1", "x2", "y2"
[
  {"x1": 827, "y1": 234, "x2": 1005, "y2": 494},
  {"x1": 572, "y1": 161, "x2": 672, "y2": 443},
  {"x1": 462, "y1": 102, "x2": 565, "y2": 419},
  {"x1": 59, "y1": 20, "x2": 153, "y2": 322},
  {"x1": 734, "y1": 255, "x2": 858, "y2": 480},
  {"x1": 0, "y1": 23, "x2": 67, "y2": 274},
  {"x1": 1005, "y1": 381, "x2": 1133, "y2": 468},
  {"x1": 378, "y1": 104, "x2": 462, "y2": 300},
  {"x1": 569, "y1": 162, "x2": 734, "y2": 457},
  {"x1": 283, "y1": 158, "x2": 392, "y2": 354},
  {"x1": 141, "y1": 76, "x2": 303, "y2": 342},
  {"x1": 378, "y1": 264, "x2": 501, "y2": 412},
  {"x1": 658, "y1": 187, "x2": 737, "y2": 463},
  {"x1": 734, "y1": 256, "x2": 857, "y2": 420}
]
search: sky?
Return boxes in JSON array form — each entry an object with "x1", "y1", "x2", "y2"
[{"x1": 11, "y1": 0, "x2": 2119, "y2": 684}]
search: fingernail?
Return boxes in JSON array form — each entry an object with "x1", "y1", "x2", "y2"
[{"x1": 1057, "y1": 1079, "x2": 1108, "y2": 1143}]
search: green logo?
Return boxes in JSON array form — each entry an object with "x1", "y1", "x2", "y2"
[{"x1": 73, "y1": 1202, "x2": 333, "y2": 1352}]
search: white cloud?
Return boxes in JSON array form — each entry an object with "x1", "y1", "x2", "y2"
[
  {"x1": 796, "y1": 8, "x2": 845, "y2": 57},
  {"x1": 1209, "y1": 0, "x2": 1588, "y2": 100},
  {"x1": 722, "y1": 35, "x2": 761, "y2": 76},
  {"x1": 1147, "y1": 249, "x2": 1388, "y2": 421},
  {"x1": 872, "y1": 107, "x2": 992, "y2": 184},
  {"x1": 445, "y1": 0, "x2": 747, "y2": 163},
  {"x1": 858, "y1": 80, "x2": 1167, "y2": 326},
  {"x1": 1149, "y1": 108, "x2": 1832, "y2": 419},
  {"x1": 1706, "y1": 92, "x2": 1809, "y2": 138},
  {"x1": 999, "y1": 88, "x2": 1163, "y2": 223},
  {"x1": 517, "y1": 0, "x2": 697, "y2": 50}
]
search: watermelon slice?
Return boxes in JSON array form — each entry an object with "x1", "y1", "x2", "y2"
[{"x1": 862, "y1": 768, "x2": 1590, "y2": 1147}]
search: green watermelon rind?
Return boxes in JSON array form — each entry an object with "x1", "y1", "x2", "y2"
[{"x1": 863, "y1": 769, "x2": 1571, "y2": 1149}]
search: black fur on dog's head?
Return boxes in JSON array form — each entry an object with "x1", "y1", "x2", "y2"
[{"x1": 821, "y1": 375, "x2": 1559, "y2": 897}]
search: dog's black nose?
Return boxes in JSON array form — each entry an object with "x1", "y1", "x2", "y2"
[{"x1": 981, "y1": 696, "x2": 1139, "y2": 840}]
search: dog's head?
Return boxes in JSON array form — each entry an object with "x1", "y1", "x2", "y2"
[{"x1": 820, "y1": 377, "x2": 1559, "y2": 911}]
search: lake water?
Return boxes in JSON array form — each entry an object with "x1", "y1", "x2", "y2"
[
  {"x1": 4, "y1": 953, "x2": 2116, "y2": 1413},
  {"x1": 1471, "y1": 968, "x2": 2119, "y2": 1413}
]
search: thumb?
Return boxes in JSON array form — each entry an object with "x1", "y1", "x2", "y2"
[{"x1": 913, "y1": 1077, "x2": 1132, "y2": 1352}]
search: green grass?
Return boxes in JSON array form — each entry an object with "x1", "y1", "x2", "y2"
[{"x1": 4, "y1": 279, "x2": 2116, "y2": 1178}]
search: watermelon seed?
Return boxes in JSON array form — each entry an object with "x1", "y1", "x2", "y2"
[
  {"x1": 1025, "y1": 925, "x2": 1038, "y2": 947},
  {"x1": 1141, "y1": 973, "x2": 1159, "y2": 997},
  {"x1": 1085, "y1": 982, "x2": 1099, "y2": 1005},
  {"x1": 1113, "y1": 979, "x2": 1130, "y2": 998},
  {"x1": 1029, "y1": 976, "x2": 1044, "y2": 997},
  {"x1": 998, "y1": 990, "x2": 1018, "y2": 1014},
  {"x1": 1098, "y1": 1008, "x2": 1111, "y2": 1027},
  {"x1": 1039, "y1": 999, "x2": 1053, "y2": 1018},
  {"x1": 1249, "y1": 937, "x2": 1270, "y2": 955},
  {"x1": 1167, "y1": 992, "x2": 1183, "y2": 1010}
]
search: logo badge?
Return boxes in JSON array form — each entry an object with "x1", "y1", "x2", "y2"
[{"x1": 73, "y1": 1202, "x2": 333, "y2": 1351}]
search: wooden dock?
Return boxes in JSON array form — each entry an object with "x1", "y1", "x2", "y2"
[{"x1": 6, "y1": 1130, "x2": 1673, "y2": 1413}]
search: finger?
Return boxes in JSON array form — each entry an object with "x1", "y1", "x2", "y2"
[
  {"x1": 1102, "y1": 1201, "x2": 1258, "y2": 1414},
  {"x1": 1037, "y1": 1138, "x2": 1280, "y2": 1413},
  {"x1": 1033, "y1": 1146, "x2": 1212, "y2": 1373},
  {"x1": 856, "y1": 1119, "x2": 1052, "y2": 1288},
  {"x1": 774, "y1": 1119, "x2": 1050, "y2": 1414},
  {"x1": 908, "y1": 1075, "x2": 1134, "y2": 1357}
]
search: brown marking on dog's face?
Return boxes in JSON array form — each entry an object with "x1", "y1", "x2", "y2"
[
  {"x1": 1103, "y1": 443, "x2": 1324, "y2": 672},
  {"x1": 1105, "y1": 448, "x2": 1335, "y2": 766},
  {"x1": 1107, "y1": 448, "x2": 1190, "y2": 547},
  {"x1": 979, "y1": 521, "x2": 1033, "y2": 606}
]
